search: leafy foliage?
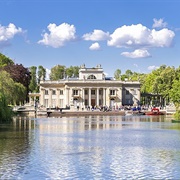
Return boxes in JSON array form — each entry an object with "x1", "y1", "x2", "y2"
[
  {"x1": 114, "y1": 69, "x2": 121, "y2": 80},
  {"x1": 0, "y1": 70, "x2": 26, "y2": 105},
  {"x1": 0, "y1": 53, "x2": 14, "y2": 67},
  {"x1": 0, "y1": 93, "x2": 13, "y2": 122},
  {"x1": 38, "y1": 65, "x2": 46, "y2": 83},
  {"x1": 29, "y1": 66, "x2": 37, "y2": 92},
  {"x1": 50, "y1": 65, "x2": 79, "y2": 80},
  {"x1": 2, "y1": 64, "x2": 31, "y2": 101}
]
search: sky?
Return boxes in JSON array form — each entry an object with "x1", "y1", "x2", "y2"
[{"x1": 0, "y1": 0, "x2": 180, "y2": 77}]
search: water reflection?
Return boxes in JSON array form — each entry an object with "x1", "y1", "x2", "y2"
[{"x1": 0, "y1": 115, "x2": 180, "y2": 179}]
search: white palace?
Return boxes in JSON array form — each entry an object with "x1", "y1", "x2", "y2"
[{"x1": 36, "y1": 64, "x2": 141, "y2": 110}]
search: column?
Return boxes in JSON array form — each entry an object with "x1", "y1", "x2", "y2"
[
  {"x1": 88, "y1": 88, "x2": 91, "y2": 106},
  {"x1": 103, "y1": 88, "x2": 106, "y2": 106},
  {"x1": 137, "y1": 88, "x2": 141, "y2": 105},
  {"x1": 96, "y1": 88, "x2": 99, "y2": 106},
  {"x1": 106, "y1": 88, "x2": 109, "y2": 107},
  {"x1": 57, "y1": 89, "x2": 60, "y2": 107},
  {"x1": 40, "y1": 89, "x2": 44, "y2": 106},
  {"x1": 64, "y1": 88, "x2": 67, "y2": 107},
  {"x1": 49, "y1": 89, "x2": 52, "y2": 108},
  {"x1": 119, "y1": 87, "x2": 122, "y2": 106},
  {"x1": 70, "y1": 88, "x2": 73, "y2": 106},
  {"x1": 66, "y1": 88, "x2": 70, "y2": 106},
  {"x1": 82, "y1": 88, "x2": 84, "y2": 108}
]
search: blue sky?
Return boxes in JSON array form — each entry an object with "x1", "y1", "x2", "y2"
[{"x1": 0, "y1": 0, "x2": 180, "y2": 77}]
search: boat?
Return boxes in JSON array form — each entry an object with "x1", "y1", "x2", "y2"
[
  {"x1": 145, "y1": 108, "x2": 164, "y2": 115},
  {"x1": 171, "y1": 119, "x2": 180, "y2": 123}
]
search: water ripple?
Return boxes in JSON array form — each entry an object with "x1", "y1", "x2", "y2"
[{"x1": 0, "y1": 116, "x2": 180, "y2": 179}]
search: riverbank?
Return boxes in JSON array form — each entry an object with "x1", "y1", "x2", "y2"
[
  {"x1": 16, "y1": 109, "x2": 168, "y2": 117},
  {"x1": 13, "y1": 105, "x2": 170, "y2": 117}
]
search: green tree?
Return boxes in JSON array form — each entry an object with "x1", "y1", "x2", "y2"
[
  {"x1": 66, "y1": 66, "x2": 79, "y2": 78},
  {"x1": 170, "y1": 79, "x2": 180, "y2": 119},
  {"x1": 50, "y1": 65, "x2": 66, "y2": 80},
  {"x1": 0, "y1": 71, "x2": 15, "y2": 104},
  {"x1": 114, "y1": 69, "x2": 121, "y2": 80},
  {"x1": 2, "y1": 64, "x2": 31, "y2": 101},
  {"x1": 29, "y1": 66, "x2": 37, "y2": 93},
  {"x1": 0, "y1": 53, "x2": 14, "y2": 67},
  {"x1": 13, "y1": 82, "x2": 26, "y2": 105},
  {"x1": 38, "y1": 65, "x2": 46, "y2": 83},
  {"x1": 0, "y1": 70, "x2": 26, "y2": 105},
  {"x1": 0, "y1": 70, "x2": 26, "y2": 122},
  {"x1": 0, "y1": 93, "x2": 13, "y2": 122},
  {"x1": 125, "y1": 69, "x2": 133, "y2": 80}
]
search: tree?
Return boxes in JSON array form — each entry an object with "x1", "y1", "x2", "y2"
[
  {"x1": 0, "y1": 70, "x2": 26, "y2": 105},
  {"x1": 125, "y1": 69, "x2": 133, "y2": 80},
  {"x1": 2, "y1": 64, "x2": 31, "y2": 101},
  {"x1": 66, "y1": 66, "x2": 79, "y2": 78},
  {"x1": 0, "y1": 71, "x2": 15, "y2": 104},
  {"x1": 50, "y1": 65, "x2": 66, "y2": 80},
  {"x1": 72, "y1": 66, "x2": 79, "y2": 77},
  {"x1": 114, "y1": 69, "x2": 121, "y2": 80},
  {"x1": 29, "y1": 66, "x2": 38, "y2": 93},
  {"x1": 0, "y1": 93, "x2": 13, "y2": 122},
  {"x1": 0, "y1": 53, "x2": 14, "y2": 67},
  {"x1": 170, "y1": 79, "x2": 180, "y2": 119},
  {"x1": 38, "y1": 65, "x2": 46, "y2": 83}
]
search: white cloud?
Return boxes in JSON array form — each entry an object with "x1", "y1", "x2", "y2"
[
  {"x1": 82, "y1": 29, "x2": 109, "y2": 41},
  {"x1": 152, "y1": 18, "x2": 167, "y2": 28},
  {"x1": 107, "y1": 24, "x2": 175, "y2": 49},
  {"x1": 38, "y1": 23, "x2": 76, "y2": 48},
  {"x1": 121, "y1": 49, "x2": 151, "y2": 58},
  {"x1": 89, "y1": 42, "x2": 101, "y2": 50},
  {"x1": 0, "y1": 23, "x2": 23, "y2": 44},
  {"x1": 148, "y1": 65, "x2": 159, "y2": 71}
]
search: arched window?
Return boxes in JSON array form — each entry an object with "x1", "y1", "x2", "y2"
[{"x1": 87, "y1": 75, "x2": 96, "y2": 79}]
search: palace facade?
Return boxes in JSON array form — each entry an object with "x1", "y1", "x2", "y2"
[{"x1": 37, "y1": 64, "x2": 141, "y2": 109}]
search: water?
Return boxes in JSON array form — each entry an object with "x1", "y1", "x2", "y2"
[{"x1": 0, "y1": 115, "x2": 180, "y2": 179}]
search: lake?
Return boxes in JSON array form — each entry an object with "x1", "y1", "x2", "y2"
[{"x1": 0, "y1": 115, "x2": 180, "y2": 179}]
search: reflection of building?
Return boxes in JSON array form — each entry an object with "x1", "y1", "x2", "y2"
[{"x1": 38, "y1": 64, "x2": 140, "y2": 109}]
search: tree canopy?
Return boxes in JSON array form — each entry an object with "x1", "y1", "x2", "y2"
[
  {"x1": 50, "y1": 65, "x2": 79, "y2": 80},
  {"x1": 0, "y1": 53, "x2": 14, "y2": 67}
]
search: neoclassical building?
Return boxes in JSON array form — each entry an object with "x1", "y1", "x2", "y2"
[{"x1": 38, "y1": 64, "x2": 141, "y2": 109}]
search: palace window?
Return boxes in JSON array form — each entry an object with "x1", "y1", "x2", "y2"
[
  {"x1": 52, "y1": 90, "x2": 56, "y2": 95},
  {"x1": 45, "y1": 90, "x2": 48, "y2": 95},
  {"x1": 60, "y1": 99, "x2": 63, "y2": 107},
  {"x1": 73, "y1": 90, "x2": 78, "y2": 95},
  {"x1": 60, "y1": 90, "x2": 63, "y2": 95},
  {"x1": 44, "y1": 99, "x2": 48, "y2": 107},
  {"x1": 99, "y1": 89, "x2": 102, "y2": 95},
  {"x1": 87, "y1": 75, "x2": 96, "y2": 79},
  {"x1": 91, "y1": 89, "x2": 95, "y2": 95},
  {"x1": 85, "y1": 90, "x2": 88, "y2": 95},
  {"x1": 110, "y1": 90, "x2": 115, "y2": 95}
]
